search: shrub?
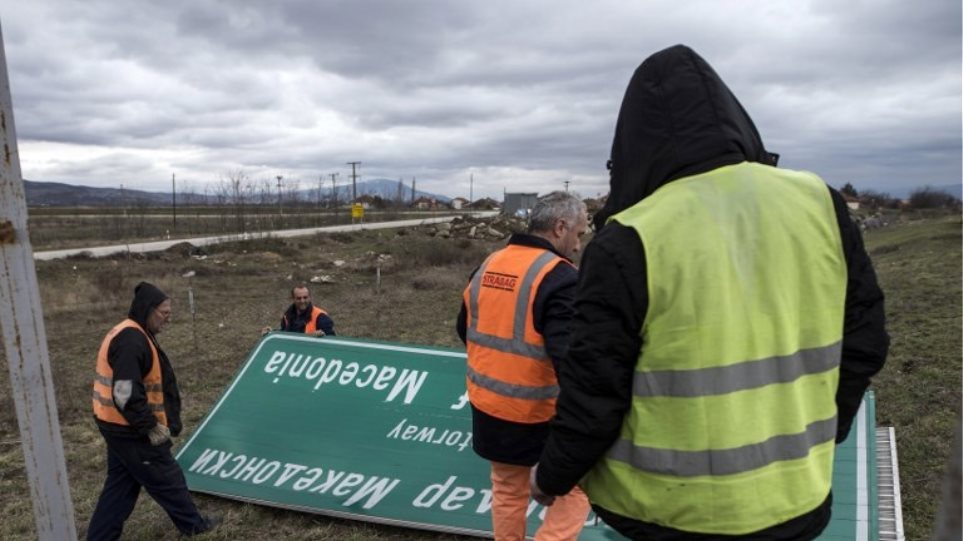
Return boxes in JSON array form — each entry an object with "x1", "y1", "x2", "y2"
[
  {"x1": 858, "y1": 190, "x2": 901, "y2": 210},
  {"x1": 329, "y1": 232, "x2": 355, "y2": 244},
  {"x1": 908, "y1": 187, "x2": 961, "y2": 210},
  {"x1": 396, "y1": 239, "x2": 488, "y2": 269}
]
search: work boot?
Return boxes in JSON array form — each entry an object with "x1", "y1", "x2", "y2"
[{"x1": 183, "y1": 514, "x2": 222, "y2": 537}]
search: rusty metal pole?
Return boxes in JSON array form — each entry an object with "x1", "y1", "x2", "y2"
[{"x1": 0, "y1": 20, "x2": 78, "y2": 540}]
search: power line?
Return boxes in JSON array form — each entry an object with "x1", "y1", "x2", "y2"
[
  {"x1": 346, "y1": 161, "x2": 360, "y2": 201},
  {"x1": 329, "y1": 172, "x2": 339, "y2": 208},
  {"x1": 276, "y1": 175, "x2": 283, "y2": 215},
  {"x1": 171, "y1": 173, "x2": 176, "y2": 229},
  {"x1": 318, "y1": 175, "x2": 324, "y2": 209}
]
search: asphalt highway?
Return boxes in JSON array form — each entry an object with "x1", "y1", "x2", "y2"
[{"x1": 33, "y1": 213, "x2": 496, "y2": 261}]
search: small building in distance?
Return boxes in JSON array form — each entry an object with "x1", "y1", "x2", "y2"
[
  {"x1": 842, "y1": 193, "x2": 860, "y2": 210},
  {"x1": 411, "y1": 196, "x2": 440, "y2": 210},
  {"x1": 469, "y1": 197, "x2": 500, "y2": 211},
  {"x1": 503, "y1": 192, "x2": 538, "y2": 218}
]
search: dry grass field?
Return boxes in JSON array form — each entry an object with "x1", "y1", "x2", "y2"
[{"x1": 0, "y1": 211, "x2": 959, "y2": 540}]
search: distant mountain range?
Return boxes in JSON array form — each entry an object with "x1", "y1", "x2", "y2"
[
  {"x1": 23, "y1": 178, "x2": 452, "y2": 207},
  {"x1": 23, "y1": 177, "x2": 957, "y2": 207},
  {"x1": 322, "y1": 178, "x2": 452, "y2": 203}
]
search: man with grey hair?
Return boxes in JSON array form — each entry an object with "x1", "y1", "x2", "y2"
[{"x1": 456, "y1": 191, "x2": 590, "y2": 540}]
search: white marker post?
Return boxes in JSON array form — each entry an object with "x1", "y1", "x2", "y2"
[{"x1": 0, "y1": 21, "x2": 78, "y2": 540}]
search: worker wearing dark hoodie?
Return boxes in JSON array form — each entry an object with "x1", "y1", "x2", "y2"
[
  {"x1": 88, "y1": 282, "x2": 218, "y2": 540},
  {"x1": 531, "y1": 45, "x2": 888, "y2": 540}
]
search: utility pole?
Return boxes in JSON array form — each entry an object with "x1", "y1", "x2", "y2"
[
  {"x1": 0, "y1": 25, "x2": 78, "y2": 539},
  {"x1": 411, "y1": 176, "x2": 417, "y2": 203},
  {"x1": 276, "y1": 175, "x2": 283, "y2": 215},
  {"x1": 563, "y1": 180, "x2": 570, "y2": 192},
  {"x1": 469, "y1": 173, "x2": 474, "y2": 207},
  {"x1": 346, "y1": 161, "x2": 360, "y2": 202},
  {"x1": 171, "y1": 173, "x2": 176, "y2": 229},
  {"x1": 329, "y1": 172, "x2": 339, "y2": 208},
  {"x1": 317, "y1": 175, "x2": 323, "y2": 209}
]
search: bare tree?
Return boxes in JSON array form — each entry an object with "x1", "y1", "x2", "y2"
[
  {"x1": 180, "y1": 180, "x2": 199, "y2": 207},
  {"x1": 256, "y1": 177, "x2": 273, "y2": 206},
  {"x1": 909, "y1": 186, "x2": 961, "y2": 210},
  {"x1": 284, "y1": 178, "x2": 302, "y2": 207},
  {"x1": 219, "y1": 169, "x2": 250, "y2": 232},
  {"x1": 858, "y1": 189, "x2": 900, "y2": 210}
]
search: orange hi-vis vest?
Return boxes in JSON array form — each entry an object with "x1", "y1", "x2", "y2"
[
  {"x1": 92, "y1": 319, "x2": 167, "y2": 427},
  {"x1": 463, "y1": 244, "x2": 571, "y2": 423},
  {"x1": 284, "y1": 305, "x2": 328, "y2": 334}
]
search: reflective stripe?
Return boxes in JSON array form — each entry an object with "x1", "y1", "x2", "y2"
[
  {"x1": 512, "y1": 251, "x2": 559, "y2": 342},
  {"x1": 465, "y1": 328, "x2": 549, "y2": 361},
  {"x1": 92, "y1": 391, "x2": 114, "y2": 406},
  {"x1": 93, "y1": 392, "x2": 165, "y2": 413},
  {"x1": 96, "y1": 377, "x2": 163, "y2": 396},
  {"x1": 634, "y1": 341, "x2": 842, "y2": 398},
  {"x1": 467, "y1": 365, "x2": 559, "y2": 400},
  {"x1": 467, "y1": 250, "x2": 558, "y2": 362},
  {"x1": 607, "y1": 415, "x2": 837, "y2": 477}
]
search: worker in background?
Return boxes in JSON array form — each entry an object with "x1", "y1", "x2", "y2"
[
  {"x1": 531, "y1": 44, "x2": 889, "y2": 540},
  {"x1": 88, "y1": 282, "x2": 219, "y2": 540},
  {"x1": 457, "y1": 191, "x2": 592, "y2": 541},
  {"x1": 262, "y1": 284, "x2": 336, "y2": 337}
]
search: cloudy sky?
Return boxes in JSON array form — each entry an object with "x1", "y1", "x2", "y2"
[{"x1": 1, "y1": 0, "x2": 960, "y2": 200}]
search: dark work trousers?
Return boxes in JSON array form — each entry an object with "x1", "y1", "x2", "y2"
[{"x1": 86, "y1": 432, "x2": 207, "y2": 540}]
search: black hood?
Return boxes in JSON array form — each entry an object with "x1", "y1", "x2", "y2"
[
  {"x1": 594, "y1": 44, "x2": 778, "y2": 229},
  {"x1": 127, "y1": 282, "x2": 168, "y2": 329}
]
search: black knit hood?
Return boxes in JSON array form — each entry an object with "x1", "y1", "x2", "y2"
[
  {"x1": 127, "y1": 282, "x2": 168, "y2": 329},
  {"x1": 593, "y1": 44, "x2": 778, "y2": 229}
]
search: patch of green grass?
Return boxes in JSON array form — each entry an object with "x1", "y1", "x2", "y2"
[{"x1": 862, "y1": 215, "x2": 962, "y2": 540}]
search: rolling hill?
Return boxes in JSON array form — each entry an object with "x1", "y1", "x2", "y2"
[{"x1": 23, "y1": 178, "x2": 452, "y2": 207}]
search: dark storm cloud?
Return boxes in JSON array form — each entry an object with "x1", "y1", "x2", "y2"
[{"x1": 1, "y1": 0, "x2": 959, "y2": 199}]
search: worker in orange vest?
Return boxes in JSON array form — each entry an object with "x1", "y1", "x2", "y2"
[
  {"x1": 262, "y1": 284, "x2": 336, "y2": 337},
  {"x1": 88, "y1": 282, "x2": 219, "y2": 540},
  {"x1": 457, "y1": 191, "x2": 591, "y2": 541}
]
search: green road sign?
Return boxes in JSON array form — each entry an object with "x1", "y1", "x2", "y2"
[
  {"x1": 176, "y1": 333, "x2": 879, "y2": 539},
  {"x1": 176, "y1": 333, "x2": 624, "y2": 539}
]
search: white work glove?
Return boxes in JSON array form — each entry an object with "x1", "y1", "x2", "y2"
[{"x1": 148, "y1": 423, "x2": 171, "y2": 446}]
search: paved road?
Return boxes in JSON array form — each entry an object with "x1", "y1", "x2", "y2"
[
  {"x1": 30, "y1": 210, "x2": 468, "y2": 219},
  {"x1": 33, "y1": 213, "x2": 496, "y2": 261}
]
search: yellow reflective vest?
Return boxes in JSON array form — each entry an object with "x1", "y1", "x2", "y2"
[{"x1": 581, "y1": 162, "x2": 847, "y2": 535}]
